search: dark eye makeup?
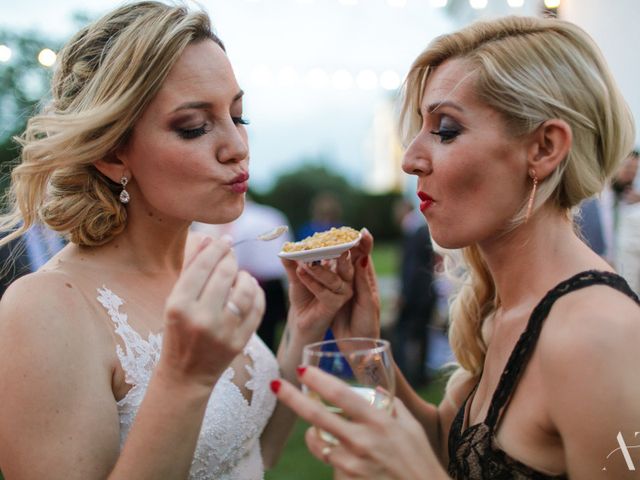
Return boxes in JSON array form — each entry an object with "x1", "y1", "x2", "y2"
[
  {"x1": 429, "y1": 116, "x2": 462, "y2": 143},
  {"x1": 176, "y1": 116, "x2": 250, "y2": 140}
]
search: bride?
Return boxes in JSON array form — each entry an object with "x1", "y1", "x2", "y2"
[{"x1": 0, "y1": 2, "x2": 375, "y2": 479}]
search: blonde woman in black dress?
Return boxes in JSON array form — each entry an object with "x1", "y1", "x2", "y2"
[{"x1": 273, "y1": 16, "x2": 640, "y2": 480}]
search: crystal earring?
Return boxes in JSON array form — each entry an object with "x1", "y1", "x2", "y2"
[
  {"x1": 524, "y1": 169, "x2": 538, "y2": 223},
  {"x1": 119, "y1": 176, "x2": 130, "y2": 204}
]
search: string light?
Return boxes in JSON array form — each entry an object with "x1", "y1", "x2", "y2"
[
  {"x1": 430, "y1": 0, "x2": 448, "y2": 7},
  {"x1": 37, "y1": 48, "x2": 56, "y2": 67},
  {"x1": 544, "y1": 0, "x2": 560, "y2": 8},
  {"x1": 469, "y1": 0, "x2": 488, "y2": 9},
  {"x1": 507, "y1": 0, "x2": 525, "y2": 7},
  {"x1": 247, "y1": 65, "x2": 404, "y2": 91},
  {"x1": 0, "y1": 45, "x2": 12, "y2": 62}
]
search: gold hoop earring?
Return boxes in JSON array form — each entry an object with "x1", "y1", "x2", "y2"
[
  {"x1": 525, "y1": 169, "x2": 538, "y2": 223},
  {"x1": 119, "y1": 176, "x2": 130, "y2": 204}
]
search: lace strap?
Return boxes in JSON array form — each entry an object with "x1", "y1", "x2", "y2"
[
  {"x1": 485, "y1": 270, "x2": 639, "y2": 428},
  {"x1": 96, "y1": 286, "x2": 162, "y2": 386}
]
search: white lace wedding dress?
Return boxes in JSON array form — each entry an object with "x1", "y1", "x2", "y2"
[{"x1": 97, "y1": 286, "x2": 279, "y2": 480}]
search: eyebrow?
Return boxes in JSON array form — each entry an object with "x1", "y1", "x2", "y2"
[
  {"x1": 426, "y1": 100, "x2": 464, "y2": 114},
  {"x1": 172, "y1": 90, "x2": 245, "y2": 113}
]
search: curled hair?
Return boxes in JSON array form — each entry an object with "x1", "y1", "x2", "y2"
[
  {"x1": 2, "y1": 1, "x2": 223, "y2": 246},
  {"x1": 399, "y1": 16, "x2": 635, "y2": 380}
]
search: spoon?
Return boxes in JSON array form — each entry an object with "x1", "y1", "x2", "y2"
[{"x1": 232, "y1": 225, "x2": 289, "y2": 246}]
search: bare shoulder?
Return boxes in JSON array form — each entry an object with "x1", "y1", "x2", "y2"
[
  {"x1": 0, "y1": 268, "x2": 121, "y2": 478},
  {"x1": 539, "y1": 282, "x2": 640, "y2": 364},
  {"x1": 0, "y1": 269, "x2": 101, "y2": 350},
  {"x1": 537, "y1": 282, "x2": 640, "y2": 419},
  {"x1": 1, "y1": 268, "x2": 93, "y2": 319}
]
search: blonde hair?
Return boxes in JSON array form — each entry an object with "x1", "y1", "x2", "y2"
[
  {"x1": 399, "y1": 16, "x2": 635, "y2": 379},
  {"x1": 1, "y1": 1, "x2": 222, "y2": 246}
]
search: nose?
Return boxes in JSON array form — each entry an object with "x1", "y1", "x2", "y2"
[
  {"x1": 402, "y1": 134, "x2": 431, "y2": 177},
  {"x1": 217, "y1": 120, "x2": 249, "y2": 164}
]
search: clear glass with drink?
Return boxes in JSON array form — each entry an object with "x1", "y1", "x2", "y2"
[{"x1": 301, "y1": 337, "x2": 395, "y2": 444}]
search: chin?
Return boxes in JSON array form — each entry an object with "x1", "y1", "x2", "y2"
[
  {"x1": 198, "y1": 197, "x2": 245, "y2": 225},
  {"x1": 430, "y1": 230, "x2": 474, "y2": 251}
]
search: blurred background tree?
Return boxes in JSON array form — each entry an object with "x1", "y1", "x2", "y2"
[
  {"x1": 0, "y1": 28, "x2": 61, "y2": 195},
  {"x1": 253, "y1": 158, "x2": 403, "y2": 242}
]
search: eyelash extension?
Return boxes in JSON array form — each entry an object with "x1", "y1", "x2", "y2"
[{"x1": 430, "y1": 129, "x2": 460, "y2": 143}]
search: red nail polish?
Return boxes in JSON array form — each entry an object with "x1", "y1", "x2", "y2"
[
  {"x1": 360, "y1": 256, "x2": 368, "y2": 268},
  {"x1": 296, "y1": 366, "x2": 307, "y2": 376},
  {"x1": 270, "y1": 379, "x2": 281, "y2": 394}
]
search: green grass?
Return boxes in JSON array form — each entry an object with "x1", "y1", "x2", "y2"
[
  {"x1": 266, "y1": 376, "x2": 446, "y2": 480},
  {"x1": 371, "y1": 241, "x2": 399, "y2": 277}
]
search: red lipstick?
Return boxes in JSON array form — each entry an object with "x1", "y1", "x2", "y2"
[{"x1": 417, "y1": 191, "x2": 434, "y2": 211}]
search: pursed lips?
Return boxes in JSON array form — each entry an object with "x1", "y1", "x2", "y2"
[
  {"x1": 417, "y1": 191, "x2": 434, "y2": 211},
  {"x1": 225, "y1": 171, "x2": 249, "y2": 193},
  {"x1": 227, "y1": 171, "x2": 249, "y2": 185}
]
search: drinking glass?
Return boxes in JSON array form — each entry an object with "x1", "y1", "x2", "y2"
[{"x1": 302, "y1": 337, "x2": 395, "y2": 444}]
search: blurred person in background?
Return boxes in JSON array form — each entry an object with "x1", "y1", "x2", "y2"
[
  {"x1": 194, "y1": 196, "x2": 292, "y2": 351},
  {"x1": 575, "y1": 194, "x2": 612, "y2": 262},
  {"x1": 613, "y1": 150, "x2": 640, "y2": 292},
  {"x1": 273, "y1": 15, "x2": 640, "y2": 479},
  {"x1": 296, "y1": 191, "x2": 344, "y2": 241},
  {"x1": 0, "y1": 224, "x2": 65, "y2": 297},
  {"x1": 0, "y1": 2, "x2": 373, "y2": 479},
  {"x1": 392, "y1": 198, "x2": 436, "y2": 388}
]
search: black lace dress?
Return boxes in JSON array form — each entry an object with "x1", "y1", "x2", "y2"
[{"x1": 447, "y1": 270, "x2": 639, "y2": 479}]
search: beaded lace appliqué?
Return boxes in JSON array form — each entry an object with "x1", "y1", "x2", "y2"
[{"x1": 96, "y1": 286, "x2": 279, "y2": 480}]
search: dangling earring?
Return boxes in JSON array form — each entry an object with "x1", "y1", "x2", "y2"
[
  {"x1": 119, "y1": 176, "x2": 130, "y2": 204},
  {"x1": 525, "y1": 169, "x2": 538, "y2": 223}
]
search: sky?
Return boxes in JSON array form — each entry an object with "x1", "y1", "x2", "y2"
[{"x1": 0, "y1": 0, "x2": 459, "y2": 191}]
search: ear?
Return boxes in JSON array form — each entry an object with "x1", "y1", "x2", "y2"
[
  {"x1": 94, "y1": 150, "x2": 131, "y2": 184},
  {"x1": 526, "y1": 119, "x2": 572, "y2": 180}
]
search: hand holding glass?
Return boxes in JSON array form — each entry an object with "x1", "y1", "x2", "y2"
[{"x1": 302, "y1": 338, "x2": 395, "y2": 444}]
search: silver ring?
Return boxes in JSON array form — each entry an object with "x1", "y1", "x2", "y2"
[
  {"x1": 227, "y1": 300, "x2": 242, "y2": 317},
  {"x1": 321, "y1": 445, "x2": 332, "y2": 464}
]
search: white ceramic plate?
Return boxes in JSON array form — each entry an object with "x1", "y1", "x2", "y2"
[{"x1": 278, "y1": 233, "x2": 362, "y2": 263}]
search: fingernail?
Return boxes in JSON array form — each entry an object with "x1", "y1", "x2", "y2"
[
  {"x1": 220, "y1": 234, "x2": 233, "y2": 246},
  {"x1": 270, "y1": 379, "x2": 281, "y2": 394},
  {"x1": 201, "y1": 236, "x2": 213, "y2": 248},
  {"x1": 360, "y1": 256, "x2": 368, "y2": 268},
  {"x1": 296, "y1": 366, "x2": 307, "y2": 377}
]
